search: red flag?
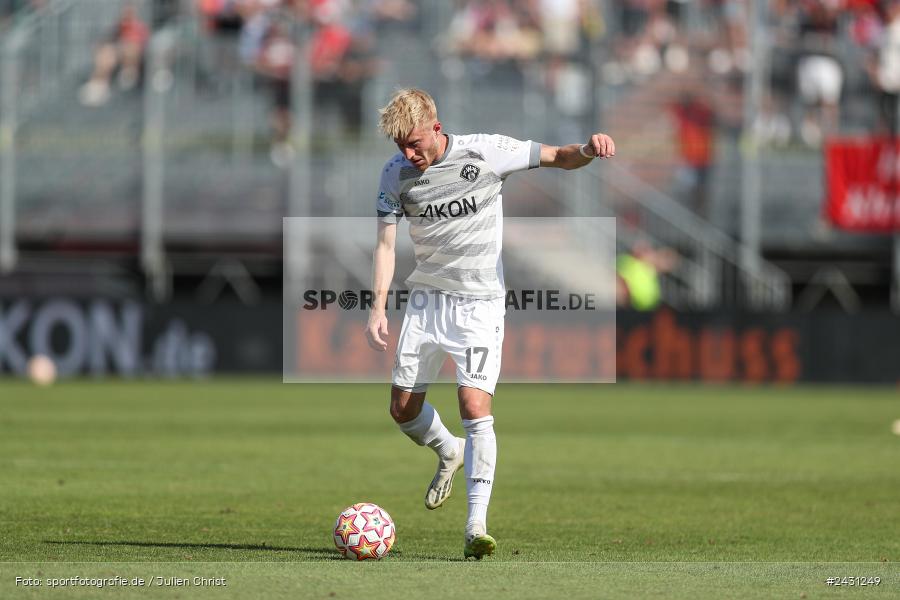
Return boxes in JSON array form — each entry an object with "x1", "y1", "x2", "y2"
[{"x1": 825, "y1": 137, "x2": 900, "y2": 232}]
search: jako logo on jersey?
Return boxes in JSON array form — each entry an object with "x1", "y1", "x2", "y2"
[
  {"x1": 380, "y1": 190, "x2": 400, "y2": 210},
  {"x1": 460, "y1": 164, "x2": 480, "y2": 182},
  {"x1": 413, "y1": 178, "x2": 430, "y2": 186},
  {"x1": 419, "y1": 196, "x2": 477, "y2": 221}
]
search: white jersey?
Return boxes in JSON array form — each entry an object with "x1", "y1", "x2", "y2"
[{"x1": 376, "y1": 133, "x2": 541, "y2": 299}]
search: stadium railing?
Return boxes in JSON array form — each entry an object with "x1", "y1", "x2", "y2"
[
  {"x1": 509, "y1": 154, "x2": 790, "y2": 311},
  {"x1": 595, "y1": 162, "x2": 791, "y2": 311}
]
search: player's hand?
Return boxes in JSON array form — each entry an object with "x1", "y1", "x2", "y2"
[
  {"x1": 365, "y1": 311, "x2": 389, "y2": 351},
  {"x1": 583, "y1": 133, "x2": 616, "y2": 159}
]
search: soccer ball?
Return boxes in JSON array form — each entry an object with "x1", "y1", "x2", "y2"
[
  {"x1": 333, "y1": 502, "x2": 396, "y2": 560},
  {"x1": 27, "y1": 354, "x2": 56, "y2": 386}
]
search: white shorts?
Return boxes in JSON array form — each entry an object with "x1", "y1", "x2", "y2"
[
  {"x1": 392, "y1": 290, "x2": 505, "y2": 396},
  {"x1": 797, "y1": 55, "x2": 842, "y2": 105}
]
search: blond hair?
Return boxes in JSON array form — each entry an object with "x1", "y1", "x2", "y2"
[{"x1": 378, "y1": 88, "x2": 438, "y2": 140}]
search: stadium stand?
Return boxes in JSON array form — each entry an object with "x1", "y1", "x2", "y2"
[{"x1": 1, "y1": 0, "x2": 898, "y2": 308}]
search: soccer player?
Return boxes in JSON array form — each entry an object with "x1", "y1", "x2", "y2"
[{"x1": 365, "y1": 88, "x2": 614, "y2": 559}]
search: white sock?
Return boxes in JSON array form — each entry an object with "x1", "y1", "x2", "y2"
[
  {"x1": 463, "y1": 415, "x2": 496, "y2": 534},
  {"x1": 397, "y1": 402, "x2": 458, "y2": 460}
]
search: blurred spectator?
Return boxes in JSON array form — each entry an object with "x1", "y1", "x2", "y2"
[
  {"x1": 669, "y1": 0, "x2": 739, "y2": 76},
  {"x1": 446, "y1": 0, "x2": 542, "y2": 68},
  {"x1": 193, "y1": 0, "x2": 246, "y2": 94},
  {"x1": 669, "y1": 91, "x2": 716, "y2": 216},
  {"x1": 238, "y1": 1, "x2": 273, "y2": 64},
  {"x1": 152, "y1": 0, "x2": 180, "y2": 27},
  {"x1": 711, "y1": 0, "x2": 748, "y2": 74},
  {"x1": 849, "y1": 0, "x2": 884, "y2": 48},
  {"x1": 794, "y1": 0, "x2": 844, "y2": 146},
  {"x1": 871, "y1": 0, "x2": 900, "y2": 134},
  {"x1": 616, "y1": 240, "x2": 678, "y2": 311},
  {"x1": 197, "y1": 0, "x2": 245, "y2": 35},
  {"x1": 633, "y1": 6, "x2": 676, "y2": 78},
  {"x1": 331, "y1": 29, "x2": 380, "y2": 137},
  {"x1": 620, "y1": 0, "x2": 652, "y2": 39},
  {"x1": 257, "y1": 20, "x2": 296, "y2": 167},
  {"x1": 236, "y1": 0, "x2": 380, "y2": 165},
  {"x1": 754, "y1": 93, "x2": 792, "y2": 148},
  {"x1": 539, "y1": 0, "x2": 581, "y2": 58},
  {"x1": 605, "y1": 0, "x2": 699, "y2": 82},
  {"x1": 666, "y1": 0, "x2": 691, "y2": 31},
  {"x1": 540, "y1": 0, "x2": 591, "y2": 133},
  {"x1": 366, "y1": 0, "x2": 417, "y2": 27},
  {"x1": 308, "y1": 0, "x2": 378, "y2": 142},
  {"x1": 713, "y1": 73, "x2": 744, "y2": 143},
  {"x1": 79, "y1": 4, "x2": 150, "y2": 107},
  {"x1": 238, "y1": 1, "x2": 295, "y2": 166},
  {"x1": 308, "y1": 0, "x2": 354, "y2": 129}
]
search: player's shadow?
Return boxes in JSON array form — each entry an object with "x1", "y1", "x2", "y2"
[
  {"x1": 393, "y1": 551, "x2": 466, "y2": 562},
  {"x1": 43, "y1": 540, "x2": 341, "y2": 560},
  {"x1": 44, "y1": 541, "x2": 465, "y2": 562}
]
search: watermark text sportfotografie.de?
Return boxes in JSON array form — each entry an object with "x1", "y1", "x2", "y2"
[{"x1": 300, "y1": 289, "x2": 599, "y2": 312}]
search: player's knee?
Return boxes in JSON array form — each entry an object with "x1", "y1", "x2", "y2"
[
  {"x1": 389, "y1": 396, "x2": 416, "y2": 423},
  {"x1": 390, "y1": 387, "x2": 427, "y2": 423},
  {"x1": 458, "y1": 389, "x2": 492, "y2": 420},
  {"x1": 460, "y1": 403, "x2": 489, "y2": 420},
  {"x1": 388, "y1": 400, "x2": 406, "y2": 423},
  {"x1": 390, "y1": 402, "x2": 423, "y2": 423}
]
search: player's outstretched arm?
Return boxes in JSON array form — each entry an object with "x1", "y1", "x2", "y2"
[
  {"x1": 539, "y1": 133, "x2": 615, "y2": 170},
  {"x1": 366, "y1": 221, "x2": 397, "y2": 352}
]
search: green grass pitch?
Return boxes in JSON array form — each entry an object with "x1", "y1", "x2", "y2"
[{"x1": 0, "y1": 379, "x2": 898, "y2": 598}]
